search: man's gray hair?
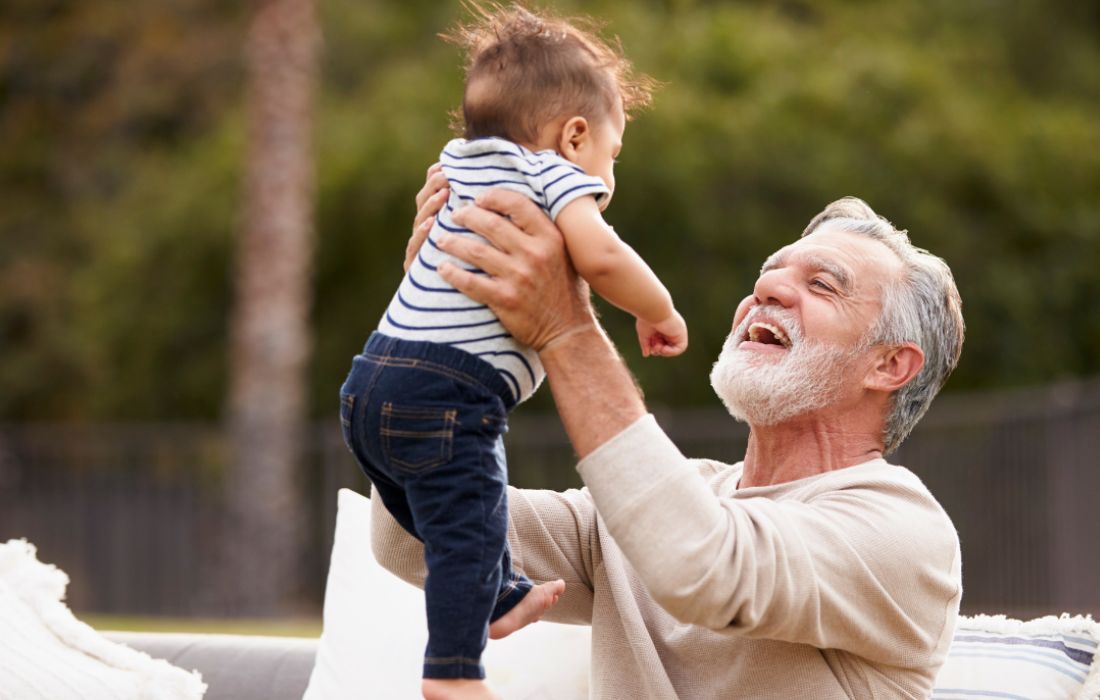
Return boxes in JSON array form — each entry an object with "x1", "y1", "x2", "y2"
[{"x1": 802, "y1": 197, "x2": 965, "y2": 454}]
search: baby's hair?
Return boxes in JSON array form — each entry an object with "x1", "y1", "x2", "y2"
[{"x1": 441, "y1": 2, "x2": 656, "y2": 144}]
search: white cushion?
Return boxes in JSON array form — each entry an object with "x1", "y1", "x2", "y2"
[
  {"x1": 308, "y1": 490, "x2": 1100, "y2": 700},
  {"x1": 303, "y1": 488, "x2": 590, "y2": 699},
  {"x1": 933, "y1": 613, "x2": 1100, "y2": 700},
  {"x1": 0, "y1": 539, "x2": 207, "y2": 700}
]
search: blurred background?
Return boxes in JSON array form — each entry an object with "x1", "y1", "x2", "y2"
[{"x1": 1, "y1": 0, "x2": 1098, "y2": 629}]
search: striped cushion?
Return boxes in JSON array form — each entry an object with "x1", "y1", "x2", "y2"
[{"x1": 933, "y1": 614, "x2": 1100, "y2": 700}]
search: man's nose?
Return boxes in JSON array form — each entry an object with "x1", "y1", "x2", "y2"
[{"x1": 752, "y1": 269, "x2": 798, "y2": 308}]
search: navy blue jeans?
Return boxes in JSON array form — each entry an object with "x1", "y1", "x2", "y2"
[{"x1": 339, "y1": 332, "x2": 532, "y2": 680}]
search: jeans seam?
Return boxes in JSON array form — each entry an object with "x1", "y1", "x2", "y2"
[
  {"x1": 346, "y1": 354, "x2": 387, "y2": 460},
  {"x1": 494, "y1": 577, "x2": 517, "y2": 604},
  {"x1": 424, "y1": 656, "x2": 482, "y2": 666},
  {"x1": 363, "y1": 352, "x2": 490, "y2": 396},
  {"x1": 338, "y1": 394, "x2": 356, "y2": 452}
]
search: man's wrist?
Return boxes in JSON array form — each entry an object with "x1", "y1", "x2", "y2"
[
  {"x1": 539, "y1": 321, "x2": 647, "y2": 458},
  {"x1": 538, "y1": 322, "x2": 603, "y2": 356}
]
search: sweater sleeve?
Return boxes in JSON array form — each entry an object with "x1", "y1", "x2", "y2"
[
  {"x1": 370, "y1": 484, "x2": 599, "y2": 625},
  {"x1": 577, "y1": 414, "x2": 961, "y2": 666}
]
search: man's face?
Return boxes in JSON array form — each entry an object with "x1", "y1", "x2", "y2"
[{"x1": 710, "y1": 226, "x2": 903, "y2": 426}]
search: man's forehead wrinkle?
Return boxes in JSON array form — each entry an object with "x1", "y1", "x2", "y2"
[
  {"x1": 814, "y1": 223, "x2": 907, "y2": 277},
  {"x1": 802, "y1": 253, "x2": 853, "y2": 292},
  {"x1": 759, "y1": 245, "x2": 855, "y2": 293}
]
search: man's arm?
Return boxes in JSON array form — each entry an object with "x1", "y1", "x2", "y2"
[{"x1": 575, "y1": 419, "x2": 960, "y2": 657}]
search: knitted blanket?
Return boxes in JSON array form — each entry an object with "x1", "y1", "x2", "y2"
[{"x1": 0, "y1": 539, "x2": 206, "y2": 700}]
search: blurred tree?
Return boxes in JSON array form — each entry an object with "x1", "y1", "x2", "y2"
[
  {"x1": 217, "y1": 0, "x2": 320, "y2": 616},
  {"x1": 0, "y1": 0, "x2": 244, "y2": 420},
  {"x1": 1, "y1": 0, "x2": 1098, "y2": 424}
]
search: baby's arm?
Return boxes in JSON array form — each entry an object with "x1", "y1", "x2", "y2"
[{"x1": 556, "y1": 196, "x2": 687, "y2": 357}]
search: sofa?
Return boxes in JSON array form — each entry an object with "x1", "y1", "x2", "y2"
[
  {"x1": 103, "y1": 632, "x2": 317, "y2": 700},
  {"x1": 98, "y1": 489, "x2": 1100, "y2": 700},
  {"x1": 3, "y1": 496, "x2": 1097, "y2": 700},
  {"x1": 105, "y1": 616, "x2": 1100, "y2": 700}
]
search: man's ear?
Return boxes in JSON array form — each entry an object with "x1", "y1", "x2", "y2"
[
  {"x1": 865, "y1": 343, "x2": 924, "y2": 393},
  {"x1": 557, "y1": 116, "x2": 589, "y2": 159}
]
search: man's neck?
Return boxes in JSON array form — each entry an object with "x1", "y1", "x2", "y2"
[{"x1": 740, "y1": 414, "x2": 884, "y2": 488}]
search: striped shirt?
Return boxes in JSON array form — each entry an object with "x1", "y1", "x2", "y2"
[{"x1": 377, "y1": 137, "x2": 610, "y2": 404}]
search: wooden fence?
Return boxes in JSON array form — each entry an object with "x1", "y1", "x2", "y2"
[{"x1": 1, "y1": 377, "x2": 1097, "y2": 619}]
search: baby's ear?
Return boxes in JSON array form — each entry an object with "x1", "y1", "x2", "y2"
[{"x1": 558, "y1": 116, "x2": 589, "y2": 158}]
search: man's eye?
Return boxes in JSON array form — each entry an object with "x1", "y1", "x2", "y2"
[{"x1": 811, "y1": 279, "x2": 834, "y2": 292}]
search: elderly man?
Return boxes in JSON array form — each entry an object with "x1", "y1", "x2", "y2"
[{"x1": 373, "y1": 187, "x2": 965, "y2": 699}]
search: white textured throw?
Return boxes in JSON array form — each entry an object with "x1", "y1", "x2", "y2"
[{"x1": 0, "y1": 539, "x2": 206, "y2": 700}]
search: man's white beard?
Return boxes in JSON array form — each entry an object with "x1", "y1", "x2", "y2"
[{"x1": 709, "y1": 308, "x2": 861, "y2": 426}]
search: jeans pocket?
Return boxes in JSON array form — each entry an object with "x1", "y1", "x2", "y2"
[
  {"x1": 381, "y1": 402, "x2": 456, "y2": 473},
  {"x1": 339, "y1": 393, "x2": 356, "y2": 452}
]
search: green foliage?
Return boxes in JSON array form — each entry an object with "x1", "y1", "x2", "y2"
[
  {"x1": 0, "y1": 0, "x2": 243, "y2": 418},
  {"x1": 2, "y1": 0, "x2": 1099, "y2": 419}
]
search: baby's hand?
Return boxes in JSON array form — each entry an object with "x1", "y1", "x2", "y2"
[{"x1": 636, "y1": 311, "x2": 688, "y2": 358}]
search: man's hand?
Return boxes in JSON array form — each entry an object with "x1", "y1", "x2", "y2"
[
  {"x1": 438, "y1": 190, "x2": 599, "y2": 352},
  {"x1": 405, "y1": 163, "x2": 450, "y2": 273},
  {"x1": 636, "y1": 311, "x2": 689, "y2": 358}
]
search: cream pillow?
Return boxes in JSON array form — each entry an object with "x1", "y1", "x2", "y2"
[
  {"x1": 304, "y1": 491, "x2": 1100, "y2": 700},
  {"x1": 934, "y1": 613, "x2": 1100, "y2": 700},
  {"x1": 0, "y1": 539, "x2": 206, "y2": 700},
  {"x1": 303, "y1": 488, "x2": 590, "y2": 700}
]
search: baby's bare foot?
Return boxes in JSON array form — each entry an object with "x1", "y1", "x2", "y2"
[
  {"x1": 488, "y1": 579, "x2": 565, "y2": 640},
  {"x1": 421, "y1": 678, "x2": 500, "y2": 700}
]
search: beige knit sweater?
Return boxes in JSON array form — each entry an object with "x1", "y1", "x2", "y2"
[{"x1": 371, "y1": 415, "x2": 962, "y2": 699}]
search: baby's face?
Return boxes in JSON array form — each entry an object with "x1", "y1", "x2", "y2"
[{"x1": 573, "y1": 99, "x2": 625, "y2": 211}]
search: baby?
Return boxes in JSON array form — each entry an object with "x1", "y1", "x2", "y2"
[{"x1": 339, "y1": 5, "x2": 686, "y2": 699}]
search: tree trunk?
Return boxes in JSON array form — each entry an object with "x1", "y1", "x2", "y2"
[{"x1": 221, "y1": 0, "x2": 319, "y2": 616}]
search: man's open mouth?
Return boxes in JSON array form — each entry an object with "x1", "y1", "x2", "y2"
[{"x1": 744, "y1": 321, "x2": 792, "y2": 349}]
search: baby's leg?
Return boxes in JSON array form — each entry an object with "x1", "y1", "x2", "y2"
[
  {"x1": 406, "y1": 467, "x2": 499, "y2": 680},
  {"x1": 485, "y1": 439, "x2": 565, "y2": 640},
  {"x1": 422, "y1": 678, "x2": 501, "y2": 700},
  {"x1": 401, "y1": 407, "x2": 517, "y2": 681},
  {"x1": 488, "y1": 578, "x2": 565, "y2": 640}
]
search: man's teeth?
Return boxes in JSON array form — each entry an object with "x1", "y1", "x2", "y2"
[{"x1": 747, "y1": 321, "x2": 791, "y2": 348}]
